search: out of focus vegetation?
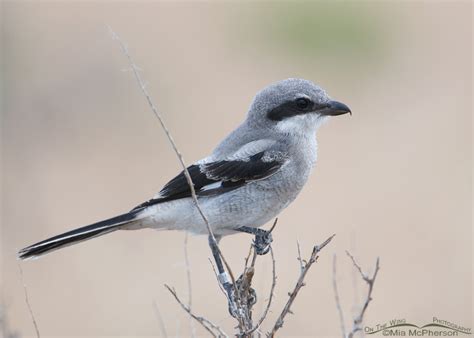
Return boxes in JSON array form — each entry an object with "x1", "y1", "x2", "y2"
[{"x1": 230, "y1": 2, "x2": 385, "y2": 65}]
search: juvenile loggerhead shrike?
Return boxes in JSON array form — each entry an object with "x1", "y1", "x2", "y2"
[{"x1": 18, "y1": 78, "x2": 350, "y2": 260}]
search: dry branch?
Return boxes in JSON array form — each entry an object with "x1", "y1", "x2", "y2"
[
  {"x1": 269, "y1": 234, "x2": 335, "y2": 337},
  {"x1": 109, "y1": 27, "x2": 243, "y2": 330},
  {"x1": 243, "y1": 246, "x2": 277, "y2": 336},
  {"x1": 345, "y1": 252, "x2": 380, "y2": 338},
  {"x1": 109, "y1": 29, "x2": 379, "y2": 338},
  {"x1": 108, "y1": 27, "x2": 230, "y2": 269},
  {"x1": 332, "y1": 254, "x2": 347, "y2": 338},
  {"x1": 236, "y1": 218, "x2": 278, "y2": 334},
  {"x1": 18, "y1": 263, "x2": 41, "y2": 338},
  {"x1": 18, "y1": 263, "x2": 40, "y2": 338},
  {"x1": 165, "y1": 285, "x2": 228, "y2": 338}
]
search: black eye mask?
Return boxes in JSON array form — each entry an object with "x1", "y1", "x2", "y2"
[{"x1": 267, "y1": 98, "x2": 328, "y2": 121}]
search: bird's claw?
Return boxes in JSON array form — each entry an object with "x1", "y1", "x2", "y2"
[
  {"x1": 245, "y1": 285, "x2": 257, "y2": 307},
  {"x1": 253, "y1": 231, "x2": 273, "y2": 255},
  {"x1": 223, "y1": 279, "x2": 258, "y2": 317}
]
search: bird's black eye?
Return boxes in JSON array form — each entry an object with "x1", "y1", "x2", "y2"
[{"x1": 295, "y1": 97, "x2": 311, "y2": 109}]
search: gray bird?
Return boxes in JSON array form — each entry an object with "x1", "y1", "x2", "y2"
[{"x1": 18, "y1": 78, "x2": 350, "y2": 260}]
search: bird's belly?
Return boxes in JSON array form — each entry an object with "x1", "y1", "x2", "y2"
[{"x1": 205, "y1": 184, "x2": 297, "y2": 235}]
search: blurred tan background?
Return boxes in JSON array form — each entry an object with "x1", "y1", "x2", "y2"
[{"x1": 1, "y1": 1, "x2": 472, "y2": 337}]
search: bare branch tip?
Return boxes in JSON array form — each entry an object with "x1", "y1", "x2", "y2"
[
  {"x1": 269, "y1": 218, "x2": 278, "y2": 233},
  {"x1": 18, "y1": 263, "x2": 40, "y2": 338},
  {"x1": 321, "y1": 233, "x2": 336, "y2": 248}
]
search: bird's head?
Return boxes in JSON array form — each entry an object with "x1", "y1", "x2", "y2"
[{"x1": 248, "y1": 78, "x2": 351, "y2": 135}]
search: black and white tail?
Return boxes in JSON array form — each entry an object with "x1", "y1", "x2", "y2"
[{"x1": 18, "y1": 212, "x2": 140, "y2": 260}]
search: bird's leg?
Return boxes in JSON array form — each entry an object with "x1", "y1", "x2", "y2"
[
  {"x1": 237, "y1": 226, "x2": 273, "y2": 255},
  {"x1": 208, "y1": 235, "x2": 240, "y2": 318}
]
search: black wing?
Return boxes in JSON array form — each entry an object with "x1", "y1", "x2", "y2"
[{"x1": 131, "y1": 151, "x2": 286, "y2": 211}]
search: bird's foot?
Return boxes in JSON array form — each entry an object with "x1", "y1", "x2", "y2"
[
  {"x1": 219, "y1": 272, "x2": 258, "y2": 318},
  {"x1": 253, "y1": 230, "x2": 273, "y2": 255},
  {"x1": 237, "y1": 226, "x2": 273, "y2": 255},
  {"x1": 235, "y1": 273, "x2": 257, "y2": 308}
]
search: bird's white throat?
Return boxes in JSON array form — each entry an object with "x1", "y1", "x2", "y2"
[{"x1": 275, "y1": 114, "x2": 329, "y2": 136}]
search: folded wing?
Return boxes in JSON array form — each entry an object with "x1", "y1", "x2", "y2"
[{"x1": 131, "y1": 150, "x2": 287, "y2": 211}]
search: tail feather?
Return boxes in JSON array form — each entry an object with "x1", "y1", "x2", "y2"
[{"x1": 18, "y1": 212, "x2": 138, "y2": 260}]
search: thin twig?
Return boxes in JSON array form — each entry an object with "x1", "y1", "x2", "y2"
[
  {"x1": 109, "y1": 27, "x2": 241, "y2": 329},
  {"x1": 345, "y1": 252, "x2": 380, "y2": 338},
  {"x1": 165, "y1": 285, "x2": 228, "y2": 338},
  {"x1": 184, "y1": 233, "x2": 196, "y2": 338},
  {"x1": 152, "y1": 300, "x2": 168, "y2": 338},
  {"x1": 18, "y1": 264, "x2": 40, "y2": 338},
  {"x1": 234, "y1": 245, "x2": 258, "y2": 331},
  {"x1": 332, "y1": 254, "x2": 347, "y2": 338},
  {"x1": 345, "y1": 251, "x2": 369, "y2": 283},
  {"x1": 269, "y1": 234, "x2": 336, "y2": 337},
  {"x1": 268, "y1": 218, "x2": 278, "y2": 234},
  {"x1": 238, "y1": 218, "x2": 279, "y2": 332},
  {"x1": 296, "y1": 240, "x2": 305, "y2": 270},
  {"x1": 244, "y1": 244, "x2": 254, "y2": 269},
  {"x1": 349, "y1": 231, "x2": 361, "y2": 325},
  {"x1": 109, "y1": 27, "x2": 222, "y2": 255},
  {"x1": 244, "y1": 246, "x2": 277, "y2": 335}
]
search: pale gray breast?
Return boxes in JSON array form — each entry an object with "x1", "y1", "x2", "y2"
[
  {"x1": 239, "y1": 135, "x2": 318, "y2": 222},
  {"x1": 195, "y1": 124, "x2": 318, "y2": 232},
  {"x1": 266, "y1": 135, "x2": 317, "y2": 195}
]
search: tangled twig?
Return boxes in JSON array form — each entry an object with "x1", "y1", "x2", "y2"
[
  {"x1": 269, "y1": 234, "x2": 336, "y2": 337},
  {"x1": 243, "y1": 246, "x2": 277, "y2": 336},
  {"x1": 165, "y1": 285, "x2": 228, "y2": 338},
  {"x1": 346, "y1": 252, "x2": 380, "y2": 338}
]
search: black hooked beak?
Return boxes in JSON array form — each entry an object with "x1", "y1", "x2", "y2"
[{"x1": 319, "y1": 100, "x2": 352, "y2": 116}]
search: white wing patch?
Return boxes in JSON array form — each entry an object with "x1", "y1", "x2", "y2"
[
  {"x1": 196, "y1": 139, "x2": 275, "y2": 164},
  {"x1": 200, "y1": 181, "x2": 222, "y2": 191},
  {"x1": 225, "y1": 139, "x2": 276, "y2": 161}
]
